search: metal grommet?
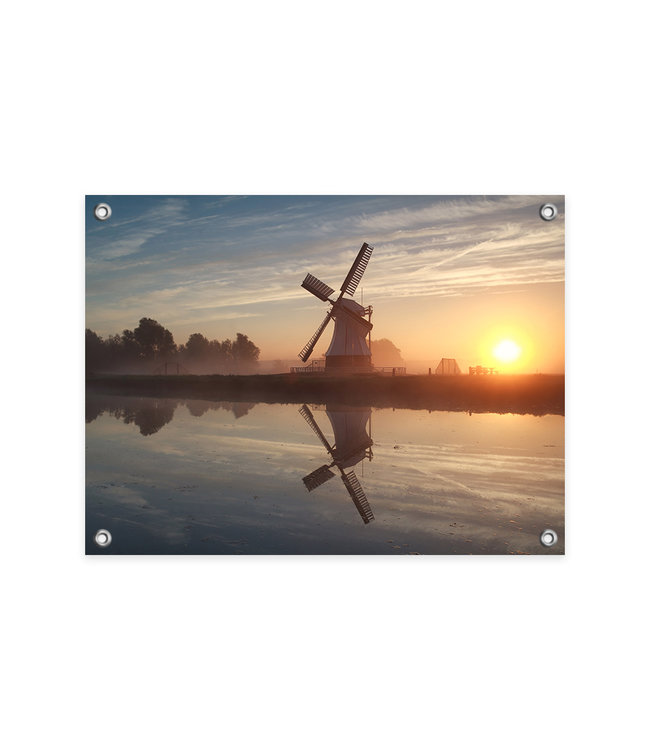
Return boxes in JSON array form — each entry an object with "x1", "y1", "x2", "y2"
[
  {"x1": 539, "y1": 203, "x2": 557, "y2": 221},
  {"x1": 94, "y1": 202, "x2": 112, "y2": 221},
  {"x1": 94, "y1": 529, "x2": 112, "y2": 548},
  {"x1": 540, "y1": 528, "x2": 558, "y2": 547}
]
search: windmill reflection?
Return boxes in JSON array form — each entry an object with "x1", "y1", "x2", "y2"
[{"x1": 299, "y1": 404, "x2": 374, "y2": 524}]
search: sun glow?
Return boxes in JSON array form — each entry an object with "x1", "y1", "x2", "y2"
[{"x1": 493, "y1": 339, "x2": 522, "y2": 363}]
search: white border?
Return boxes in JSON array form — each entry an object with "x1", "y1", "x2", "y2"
[{"x1": 4, "y1": 2, "x2": 647, "y2": 748}]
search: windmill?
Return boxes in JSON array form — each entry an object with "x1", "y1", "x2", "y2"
[
  {"x1": 298, "y1": 242, "x2": 374, "y2": 372},
  {"x1": 299, "y1": 403, "x2": 374, "y2": 524}
]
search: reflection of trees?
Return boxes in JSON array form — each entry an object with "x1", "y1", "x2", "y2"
[
  {"x1": 86, "y1": 394, "x2": 256, "y2": 433},
  {"x1": 186, "y1": 400, "x2": 211, "y2": 417},
  {"x1": 123, "y1": 400, "x2": 176, "y2": 436},
  {"x1": 231, "y1": 402, "x2": 254, "y2": 419},
  {"x1": 184, "y1": 400, "x2": 255, "y2": 419},
  {"x1": 85, "y1": 395, "x2": 176, "y2": 435},
  {"x1": 85, "y1": 397, "x2": 105, "y2": 424}
]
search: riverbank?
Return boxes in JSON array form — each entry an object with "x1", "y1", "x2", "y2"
[{"x1": 86, "y1": 373, "x2": 564, "y2": 416}]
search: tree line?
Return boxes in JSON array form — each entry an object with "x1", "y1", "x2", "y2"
[{"x1": 86, "y1": 317, "x2": 261, "y2": 374}]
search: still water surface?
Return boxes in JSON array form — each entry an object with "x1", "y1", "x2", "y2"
[{"x1": 86, "y1": 395, "x2": 564, "y2": 554}]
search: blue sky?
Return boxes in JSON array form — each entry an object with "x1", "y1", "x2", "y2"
[{"x1": 86, "y1": 195, "x2": 565, "y2": 370}]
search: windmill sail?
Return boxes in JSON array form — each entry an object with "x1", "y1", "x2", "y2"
[
  {"x1": 340, "y1": 470, "x2": 374, "y2": 524},
  {"x1": 302, "y1": 464, "x2": 336, "y2": 492},
  {"x1": 302, "y1": 273, "x2": 335, "y2": 302},
  {"x1": 298, "y1": 313, "x2": 333, "y2": 362},
  {"x1": 299, "y1": 404, "x2": 334, "y2": 452},
  {"x1": 340, "y1": 242, "x2": 373, "y2": 296}
]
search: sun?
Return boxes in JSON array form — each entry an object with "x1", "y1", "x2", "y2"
[{"x1": 493, "y1": 339, "x2": 522, "y2": 363}]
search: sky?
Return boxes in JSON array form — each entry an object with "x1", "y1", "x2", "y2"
[{"x1": 86, "y1": 195, "x2": 565, "y2": 373}]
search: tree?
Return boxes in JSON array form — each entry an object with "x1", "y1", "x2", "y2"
[
  {"x1": 185, "y1": 333, "x2": 211, "y2": 360},
  {"x1": 211, "y1": 338, "x2": 234, "y2": 371},
  {"x1": 371, "y1": 338, "x2": 405, "y2": 366},
  {"x1": 134, "y1": 317, "x2": 176, "y2": 359},
  {"x1": 105, "y1": 333, "x2": 123, "y2": 363},
  {"x1": 85, "y1": 328, "x2": 105, "y2": 372},
  {"x1": 232, "y1": 333, "x2": 260, "y2": 365},
  {"x1": 85, "y1": 319, "x2": 261, "y2": 375},
  {"x1": 120, "y1": 329, "x2": 142, "y2": 362},
  {"x1": 271, "y1": 359, "x2": 285, "y2": 373}
]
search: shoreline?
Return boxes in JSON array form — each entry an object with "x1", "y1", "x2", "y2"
[{"x1": 86, "y1": 373, "x2": 565, "y2": 416}]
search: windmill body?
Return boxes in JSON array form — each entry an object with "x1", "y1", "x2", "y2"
[
  {"x1": 298, "y1": 242, "x2": 374, "y2": 373},
  {"x1": 324, "y1": 299, "x2": 371, "y2": 369},
  {"x1": 324, "y1": 406, "x2": 372, "y2": 468}
]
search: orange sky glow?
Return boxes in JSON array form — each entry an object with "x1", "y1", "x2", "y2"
[{"x1": 86, "y1": 195, "x2": 564, "y2": 374}]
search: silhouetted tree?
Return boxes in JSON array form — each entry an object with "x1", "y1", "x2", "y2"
[
  {"x1": 232, "y1": 332, "x2": 260, "y2": 372},
  {"x1": 85, "y1": 320, "x2": 261, "y2": 375},
  {"x1": 211, "y1": 338, "x2": 234, "y2": 371},
  {"x1": 134, "y1": 318, "x2": 176, "y2": 359},
  {"x1": 105, "y1": 333, "x2": 123, "y2": 364},
  {"x1": 120, "y1": 329, "x2": 142, "y2": 362},
  {"x1": 185, "y1": 333, "x2": 211, "y2": 359},
  {"x1": 371, "y1": 338, "x2": 405, "y2": 366},
  {"x1": 86, "y1": 328, "x2": 105, "y2": 372}
]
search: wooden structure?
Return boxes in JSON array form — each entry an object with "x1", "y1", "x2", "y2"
[
  {"x1": 152, "y1": 361, "x2": 191, "y2": 375},
  {"x1": 290, "y1": 359, "x2": 325, "y2": 374},
  {"x1": 435, "y1": 358, "x2": 461, "y2": 375}
]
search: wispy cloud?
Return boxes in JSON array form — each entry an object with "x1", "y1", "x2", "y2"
[
  {"x1": 86, "y1": 195, "x2": 564, "y2": 339},
  {"x1": 87, "y1": 198, "x2": 187, "y2": 262}
]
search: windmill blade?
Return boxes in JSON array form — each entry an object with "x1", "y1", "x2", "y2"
[
  {"x1": 340, "y1": 242, "x2": 373, "y2": 296},
  {"x1": 302, "y1": 273, "x2": 335, "y2": 302},
  {"x1": 302, "y1": 464, "x2": 336, "y2": 492},
  {"x1": 340, "y1": 470, "x2": 375, "y2": 524},
  {"x1": 335, "y1": 301, "x2": 373, "y2": 332},
  {"x1": 299, "y1": 404, "x2": 334, "y2": 453},
  {"x1": 298, "y1": 313, "x2": 332, "y2": 362}
]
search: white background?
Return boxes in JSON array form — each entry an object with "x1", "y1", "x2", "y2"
[{"x1": 2, "y1": 1, "x2": 648, "y2": 748}]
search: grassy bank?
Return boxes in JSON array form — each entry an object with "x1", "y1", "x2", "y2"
[{"x1": 86, "y1": 373, "x2": 564, "y2": 416}]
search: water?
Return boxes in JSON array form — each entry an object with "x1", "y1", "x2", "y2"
[{"x1": 85, "y1": 395, "x2": 564, "y2": 555}]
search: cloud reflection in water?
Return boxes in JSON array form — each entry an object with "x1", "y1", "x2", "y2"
[{"x1": 86, "y1": 397, "x2": 564, "y2": 555}]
